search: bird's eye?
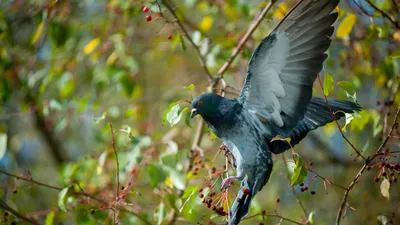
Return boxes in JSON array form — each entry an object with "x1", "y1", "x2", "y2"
[{"x1": 198, "y1": 100, "x2": 203, "y2": 106}]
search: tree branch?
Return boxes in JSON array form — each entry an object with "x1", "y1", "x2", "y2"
[
  {"x1": 365, "y1": 0, "x2": 400, "y2": 29},
  {"x1": 335, "y1": 107, "x2": 400, "y2": 225},
  {"x1": 0, "y1": 200, "x2": 42, "y2": 225},
  {"x1": 0, "y1": 169, "x2": 152, "y2": 225},
  {"x1": 161, "y1": 0, "x2": 213, "y2": 81},
  {"x1": 317, "y1": 75, "x2": 366, "y2": 161},
  {"x1": 216, "y1": 0, "x2": 276, "y2": 78}
]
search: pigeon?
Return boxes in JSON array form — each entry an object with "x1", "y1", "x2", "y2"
[{"x1": 190, "y1": 0, "x2": 360, "y2": 224}]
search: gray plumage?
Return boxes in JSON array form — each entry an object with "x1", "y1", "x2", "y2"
[{"x1": 190, "y1": 0, "x2": 359, "y2": 224}]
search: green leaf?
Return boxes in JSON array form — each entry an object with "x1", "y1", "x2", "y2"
[
  {"x1": 0, "y1": 133, "x2": 7, "y2": 160},
  {"x1": 308, "y1": 211, "x2": 315, "y2": 225},
  {"x1": 31, "y1": 21, "x2": 44, "y2": 45},
  {"x1": 164, "y1": 104, "x2": 185, "y2": 127},
  {"x1": 378, "y1": 215, "x2": 388, "y2": 225},
  {"x1": 342, "y1": 113, "x2": 354, "y2": 132},
  {"x1": 179, "y1": 35, "x2": 186, "y2": 51},
  {"x1": 119, "y1": 73, "x2": 136, "y2": 97},
  {"x1": 154, "y1": 202, "x2": 166, "y2": 225},
  {"x1": 337, "y1": 81, "x2": 354, "y2": 94},
  {"x1": 180, "y1": 186, "x2": 199, "y2": 212},
  {"x1": 163, "y1": 102, "x2": 177, "y2": 125},
  {"x1": 58, "y1": 187, "x2": 69, "y2": 212},
  {"x1": 336, "y1": 13, "x2": 357, "y2": 38},
  {"x1": 380, "y1": 178, "x2": 390, "y2": 200},
  {"x1": 290, "y1": 157, "x2": 307, "y2": 186},
  {"x1": 49, "y1": 21, "x2": 70, "y2": 47},
  {"x1": 390, "y1": 49, "x2": 400, "y2": 59},
  {"x1": 93, "y1": 112, "x2": 107, "y2": 124},
  {"x1": 45, "y1": 211, "x2": 55, "y2": 225},
  {"x1": 323, "y1": 71, "x2": 334, "y2": 96},
  {"x1": 147, "y1": 164, "x2": 166, "y2": 188},
  {"x1": 184, "y1": 84, "x2": 195, "y2": 91}
]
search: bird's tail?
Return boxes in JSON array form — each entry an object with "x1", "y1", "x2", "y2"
[
  {"x1": 269, "y1": 97, "x2": 361, "y2": 154},
  {"x1": 228, "y1": 179, "x2": 263, "y2": 225}
]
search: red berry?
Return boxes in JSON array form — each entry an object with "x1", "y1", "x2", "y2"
[
  {"x1": 393, "y1": 178, "x2": 398, "y2": 183},
  {"x1": 261, "y1": 209, "x2": 266, "y2": 215},
  {"x1": 243, "y1": 188, "x2": 250, "y2": 195},
  {"x1": 168, "y1": 35, "x2": 172, "y2": 40},
  {"x1": 300, "y1": 188, "x2": 304, "y2": 192},
  {"x1": 304, "y1": 186, "x2": 308, "y2": 191},
  {"x1": 311, "y1": 191, "x2": 316, "y2": 195},
  {"x1": 259, "y1": 223, "x2": 265, "y2": 225},
  {"x1": 276, "y1": 198, "x2": 280, "y2": 203},
  {"x1": 143, "y1": 6, "x2": 149, "y2": 12},
  {"x1": 236, "y1": 198, "x2": 240, "y2": 202},
  {"x1": 374, "y1": 177, "x2": 380, "y2": 182},
  {"x1": 199, "y1": 188, "x2": 203, "y2": 193},
  {"x1": 90, "y1": 209, "x2": 95, "y2": 214},
  {"x1": 200, "y1": 194, "x2": 204, "y2": 198},
  {"x1": 211, "y1": 205, "x2": 216, "y2": 211},
  {"x1": 145, "y1": 15, "x2": 152, "y2": 21},
  {"x1": 300, "y1": 182, "x2": 304, "y2": 187},
  {"x1": 382, "y1": 172, "x2": 387, "y2": 176}
]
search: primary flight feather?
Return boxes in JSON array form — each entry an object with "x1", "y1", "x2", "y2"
[{"x1": 190, "y1": 0, "x2": 360, "y2": 224}]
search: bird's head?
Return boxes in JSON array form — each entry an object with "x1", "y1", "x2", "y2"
[{"x1": 191, "y1": 93, "x2": 225, "y2": 120}]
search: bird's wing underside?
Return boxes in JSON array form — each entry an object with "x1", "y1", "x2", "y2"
[{"x1": 239, "y1": 0, "x2": 340, "y2": 133}]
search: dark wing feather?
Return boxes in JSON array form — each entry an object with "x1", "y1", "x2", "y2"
[{"x1": 239, "y1": 0, "x2": 340, "y2": 135}]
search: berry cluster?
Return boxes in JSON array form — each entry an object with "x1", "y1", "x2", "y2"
[
  {"x1": 142, "y1": 5, "x2": 173, "y2": 40},
  {"x1": 189, "y1": 150, "x2": 206, "y2": 176},
  {"x1": 368, "y1": 161, "x2": 399, "y2": 183},
  {"x1": 199, "y1": 189, "x2": 228, "y2": 216},
  {"x1": 2, "y1": 212, "x2": 17, "y2": 225}
]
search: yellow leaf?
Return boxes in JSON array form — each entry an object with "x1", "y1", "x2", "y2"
[
  {"x1": 165, "y1": 176, "x2": 173, "y2": 188},
  {"x1": 336, "y1": 13, "x2": 357, "y2": 38},
  {"x1": 393, "y1": 30, "x2": 400, "y2": 42},
  {"x1": 84, "y1": 38, "x2": 101, "y2": 55},
  {"x1": 200, "y1": 16, "x2": 213, "y2": 32},
  {"x1": 273, "y1": 3, "x2": 288, "y2": 20},
  {"x1": 380, "y1": 178, "x2": 390, "y2": 200},
  {"x1": 106, "y1": 51, "x2": 118, "y2": 65},
  {"x1": 31, "y1": 22, "x2": 44, "y2": 45}
]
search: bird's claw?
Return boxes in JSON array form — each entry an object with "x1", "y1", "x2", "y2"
[{"x1": 221, "y1": 176, "x2": 238, "y2": 190}]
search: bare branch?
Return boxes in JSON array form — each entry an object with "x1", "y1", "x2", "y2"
[
  {"x1": 109, "y1": 123, "x2": 120, "y2": 200},
  {"x1": 161, "y1": 0, "x2": 213, "y2": 81},
  {"x1": 216, "y1": 0, "x2": 276, "y2": 78},
  {"x1": 365, "y1": 0, "x2": 400, "y2": 29},
  {"x1": 244, "y1": 211, "x2": 306, "y2": 225}
]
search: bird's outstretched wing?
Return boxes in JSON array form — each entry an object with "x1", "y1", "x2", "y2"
[{"x1": 239, "y1": 0, "x2": 340, "y2": 132}]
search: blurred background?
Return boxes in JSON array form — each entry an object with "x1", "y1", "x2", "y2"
[{"x1": 0, "y1": 0, "x2": 399, "y2": 224}]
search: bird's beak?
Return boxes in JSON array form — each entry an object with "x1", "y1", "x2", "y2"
[{"x1": 190, "y1": 108, "x2": 197, "y2": 119}]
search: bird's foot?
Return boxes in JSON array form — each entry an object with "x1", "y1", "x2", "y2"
[
  {"x1": 219, "y1": 144, "x2": 229, "y2": 152},
  {"x1": 221, "y1": 176, "x2": 239, "y2": 190}
]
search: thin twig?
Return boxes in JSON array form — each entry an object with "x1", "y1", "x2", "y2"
[
  {"x1": 317, "y1": 75, "x2": 366, "y2": 161},
  {"x1": 282, "y1": 154, "x2": 309, "y2": 223},
  {"x1": 109, "y1": 124, "x2": 120, "y2": 199},
  {"x1": 161, "y1": 0, "x2": 213, "y2": 81},
  {"x1": 0, "y1": 200, "x2": 42, "y2": 225},
  {"x1": 365, "y1": 0, "x2": 400, "y2": 29},
  {"x1": 244, "y1": 212, "x2": 306, "y2": 225},
  {"x1": 0, "y1": 169, "x2": 151, "y2": 225},
  {"x1": 308, "y1": 169, "x2": 348, "y2": 190},
  {"x1": 216, "y1": 0, "x2": 276, "y2": 78}
]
